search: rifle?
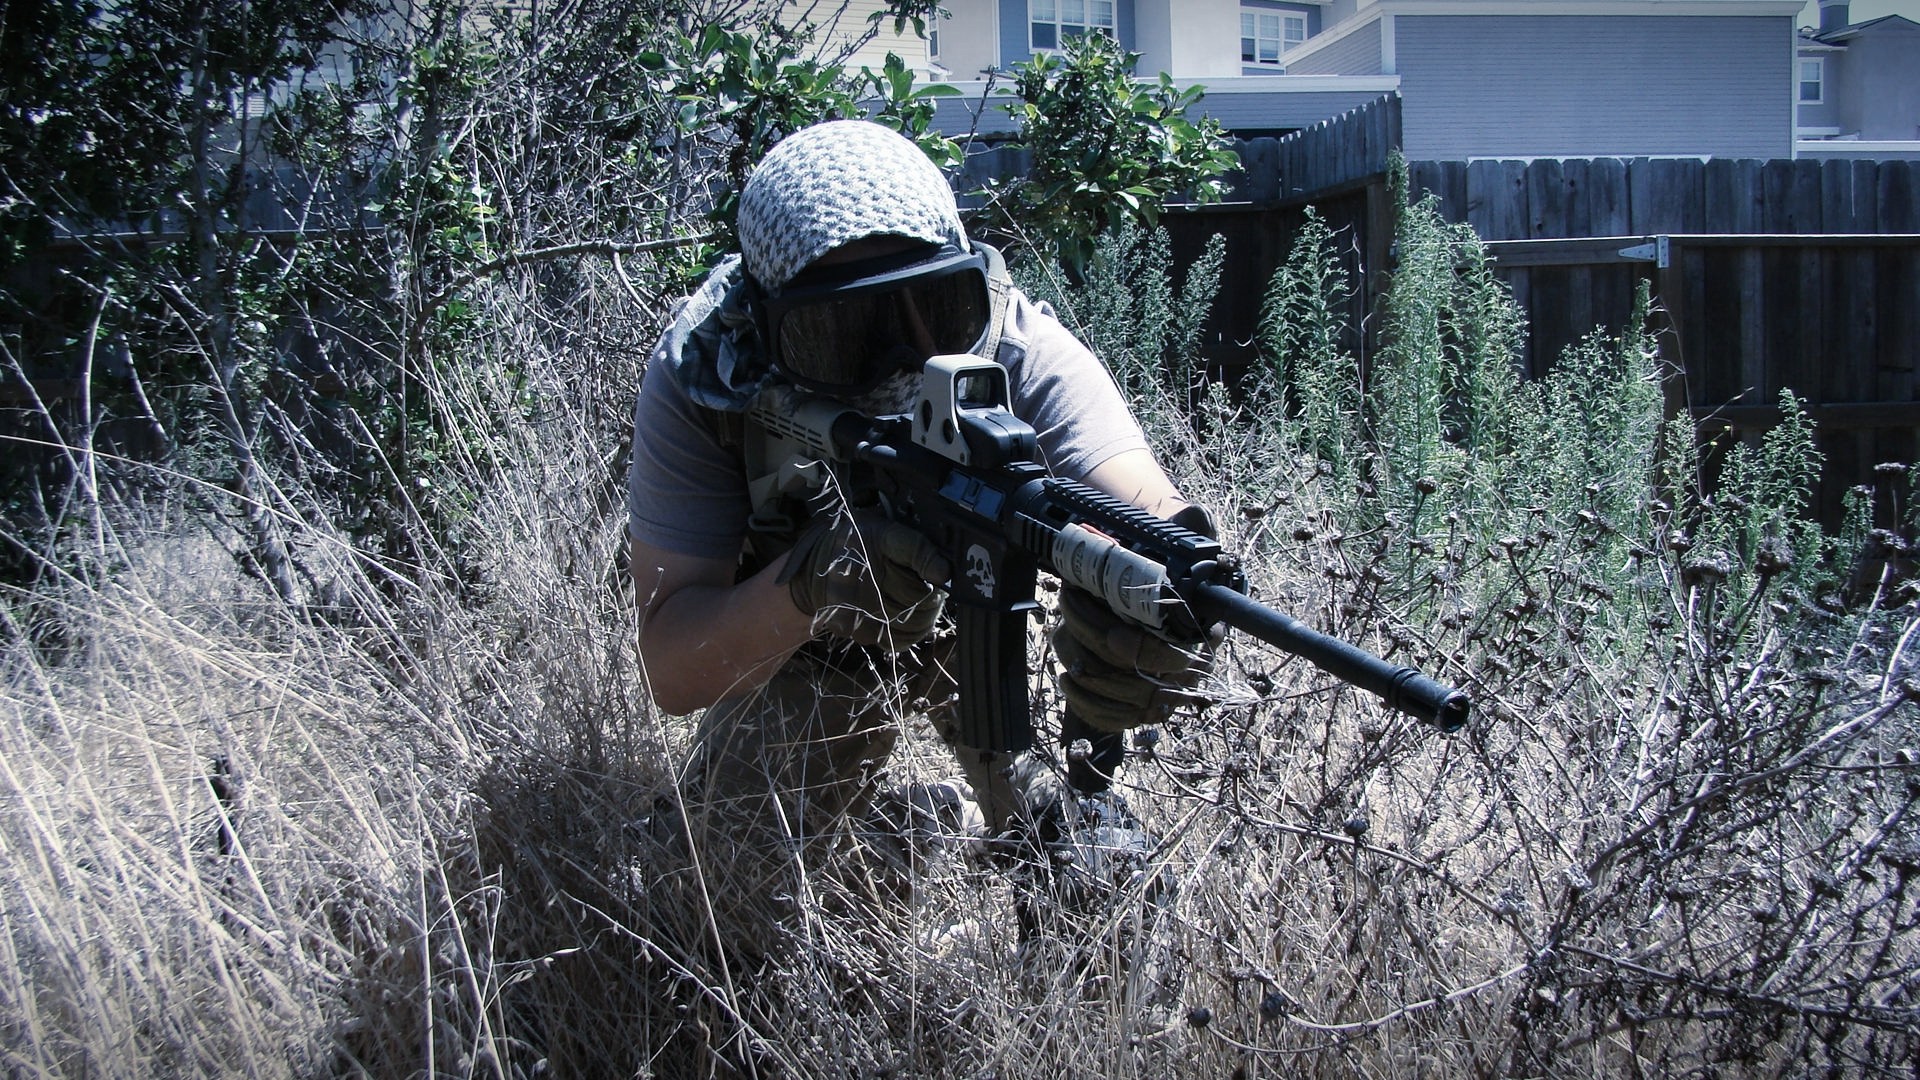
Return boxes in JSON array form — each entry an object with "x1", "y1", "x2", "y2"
[{"x1": 750, "y1": 355, "x2": 1470, "y2": 762}]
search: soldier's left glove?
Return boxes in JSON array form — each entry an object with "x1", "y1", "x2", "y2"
[
  {"x1": 1051, "y1": 584, "x2": 1217, "y2": 733},
  {"x1": 1050, "y1": 504, "x2": 1222, "y2": 733}
]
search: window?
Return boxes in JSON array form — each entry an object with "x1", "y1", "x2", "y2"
[
  {"x1": 1241, "y1": 9, "x2": 1306, "y2": 66},
  {"x1": 1031, "y1": 0, "x2": 1114, "y2": 51},
  {"x1": 1798, "y1": 57, "x2": 1824, "y2": 103}
]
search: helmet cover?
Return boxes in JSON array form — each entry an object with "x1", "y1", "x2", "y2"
[{"x1": 737, "y1": 120, "x2": 966, "y2": 293}]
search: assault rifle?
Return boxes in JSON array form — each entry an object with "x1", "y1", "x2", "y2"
[{"x1": 750, "y1": 355, "x2": 1470, "y2": 760}]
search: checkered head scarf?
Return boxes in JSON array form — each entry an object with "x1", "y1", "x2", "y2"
[{"x1": 737, "y1": 120, "x2": 966, "y2": 294}]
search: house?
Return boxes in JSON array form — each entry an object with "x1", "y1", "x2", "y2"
[
  {"x1": 1795, "y1": 0, "x2": 1920, "y2": 154},
  {"x1": 1226, "y1": 0, "x2": 1806, "y2": 159},
  {"x1": 921, "y1": 0, "x2": 1856, "y2": 161},
  {"x1": 923, "y1": 0, "x2": 1390, "y2": 138}
]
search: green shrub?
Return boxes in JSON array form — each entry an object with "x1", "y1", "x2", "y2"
[{"x1": 982, "y1": 32, "x2": 1239, "y2": 277}]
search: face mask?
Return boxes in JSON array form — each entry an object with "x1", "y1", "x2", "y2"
[{"x1": 842, "y1": 367, "x2": 926, "y2": 417}]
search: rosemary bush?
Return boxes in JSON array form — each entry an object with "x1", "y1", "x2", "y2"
[{"x1": 1202, "y1": 166, "x2": 1920, "y2": 1074}]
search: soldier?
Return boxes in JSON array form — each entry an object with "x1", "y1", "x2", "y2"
[{"x1": 626, "y1": 119, "x2": 1213, "y2": 942}]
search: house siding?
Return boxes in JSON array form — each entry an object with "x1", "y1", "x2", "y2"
[
  {"x1": 1797, "y1": 97, "x2": 1839, "y2": 131},
  {"x1": 1193, "y1": 87, "x2": 1395, "y2": 133},
  {"x1": 1395, "y1": 15, "x2": 1792, "y2": 159},
  {"x1": 1283, "y1": 18, "x2": 1381, "y2": 75},
  {"x1": 934, "y1": 0, "x2": 1000, "y2": 79},
  {"x1": 1831, "y1": 23, "x2": 1920, "y2": 140},
  {"x1": 786, "y1": 0, "x2": 930, "y2": 73},
  {"x1": 999, "y1": 0, "x2": 1027, "y2": 65}
]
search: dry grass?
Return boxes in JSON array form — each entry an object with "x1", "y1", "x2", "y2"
[
  {"x1": 4, "y1": 244, "x2": 1918, "y2": 1079},
  {"x1": 8, "y1": 434, "x2": 1913, "y2": 1076}
]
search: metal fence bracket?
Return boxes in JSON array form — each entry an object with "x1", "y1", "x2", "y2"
[{"x1": 1618, "y1": 235, "x2": 1671, "y2": 267}]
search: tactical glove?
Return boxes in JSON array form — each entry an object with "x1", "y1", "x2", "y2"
[
  {"x1": 1050, "y1": 585, "x2": 1217, "y2": 733},
  {"x1": 779, "y1": 505, "x2": 949, "y2": 648}
]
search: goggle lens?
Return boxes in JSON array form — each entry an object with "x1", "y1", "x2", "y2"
[{"x1": 765, "y1": 250, "x2": 990, "y2": 394}]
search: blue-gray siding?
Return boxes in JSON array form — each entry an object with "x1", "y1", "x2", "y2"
[
  {"x1": 1192, "y1": 88, "x2": 1393, "y2": 134},
  {"x1": 1396, "y1": 15, "x2": 1793, "y2": 159},
  {"x1": 929, "y1": 84, "x2": 1388, "y2": 140},
  {"x1": 999, "y1": 0, "x2": 1026, "y2": 67},
  {"x1": 1798, "y1": 97, "x2": 1839, "y2": 130},
  {"x1": 932, "y1": 91, "x2": 1023, "y2": 138},
  {"x1": 1829, "y1": 23, "x2": 1920, "y2": 140},
  {"x1": 1284, "y1": 18, "x2": 1380, "y2": 76}
]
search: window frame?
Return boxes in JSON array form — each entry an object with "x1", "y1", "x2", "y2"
[
  {"x1": 1030, "y1": 0, "x2": 1116, "y2": 52},
  {"x1": 1240, "y1": 7, "x2": 1306, "y2": 68},
  {"x1": 1797, "y1": 56, "x2": 1825, "y2": 105}
]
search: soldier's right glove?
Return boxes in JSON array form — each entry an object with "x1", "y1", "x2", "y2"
[
  {"x1": 1050, "y1": 585, "x2": 1216, "y2": 733},
  {"x1": 779, "y1": 504, "x2": 950, "y2": 648}
]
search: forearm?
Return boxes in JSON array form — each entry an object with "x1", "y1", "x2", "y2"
[
  {"x1": 633, "y1": 550, "x2": 816, "y2": 714},
  {"x1": 1081, "y1": 447, "x2": 1189, "y2": 518}
]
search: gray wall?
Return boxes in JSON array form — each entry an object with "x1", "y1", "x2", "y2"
[
  {"x1": 1396, "y1": 15, "x2": 1795, "y2": 159},
  {"x1": 928, "y1": 82, "x2": 1384, "y2": 139},
  {"x1": 1192, "y1": 87, "x2": 1394, "y2": 134},
  {"x1": 1284, "y1": 18, "x2": 1381, "y2": 76},
  {"x1": 1796, "y1": 64, "x2": 1839, "y2": 133},
  {"x1": 1830, "y1": 21, "x2": 1920, "y2": 140}
]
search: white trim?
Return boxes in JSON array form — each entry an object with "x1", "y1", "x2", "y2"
[
  {"x1": 1358, "y1": 0, "x2": 1802, "y2": 13},
  {"x1": 1179, "y1": 74, "x2": 1401, "y2": 93},
  {"x1": 1380, "y1": 13, "x2": 1397, "y2": 74},
  {"x1": 1281, "y1": 9, "x2": 1383, "y2": 65},
  {"x1": 1796, "y1": 139, "x2": 1920, "y2": 159}
]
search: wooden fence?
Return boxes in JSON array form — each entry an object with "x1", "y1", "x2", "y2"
[
  {"x1": 1472, "y1": 232, "x2": 1920, "y2": 526},
  {"x1": 1152, "y1": 102, "x2": 1920, "y2": 527}
]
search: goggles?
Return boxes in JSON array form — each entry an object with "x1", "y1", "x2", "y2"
[{"x1": 757, "y1": 245, "x2": 992, "y2": 396}]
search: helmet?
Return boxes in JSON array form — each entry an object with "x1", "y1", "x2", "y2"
[
  {"x1": 738, "y1": 120, "x2": 967, "y2": 294},
  {"x1": 738, "y1": 121, "x2": 992, "y2": 398}
]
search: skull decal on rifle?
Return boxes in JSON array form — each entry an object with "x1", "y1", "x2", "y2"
[{"x1": 964, "y1": 543, "x2": 995, "y2": 599}]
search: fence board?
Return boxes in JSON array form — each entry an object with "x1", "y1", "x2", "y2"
[
  {"x1": 1852, "y1": 160, "x2": 1882, "y2": 232},
  {"x1": 1646, "y1": 157, "x2": 1704, "y2": 235},
  {"x1": 1705, "y1": 159, "x2": 1761, "y2": 232},
  {"x1": 1266, "y1": 93, "x2": 1399, "y2": 202},
  {"x1": 1821, "y1": 159, "x2": 1857, "y2": 232},
  {"x1": 1793, "y1": 159, "x2": 1824, "y2": 233},
  {"x1": 1880, "y1": 163, "x2": 1917, "y2": 233},
  {"x1": 1408, "y1": 159, "x2": 1468, "y2": 222},
  {"x1": 1761, "y1": 161, "x2": 1794, "y2": 233}
]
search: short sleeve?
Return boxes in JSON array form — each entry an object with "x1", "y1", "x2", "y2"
[
  {"x1": 626, "y1": 357, "x2": 752, "y2": 558},
  {"x1": 998, "y1": 292, "x2": 1152, "y2": 481}
]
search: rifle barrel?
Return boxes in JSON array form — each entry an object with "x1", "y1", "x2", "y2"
[{"x1": 1192, "y1": 582, "x2": 1470, "y2": 732}]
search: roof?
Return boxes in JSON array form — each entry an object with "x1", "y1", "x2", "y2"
[
  {"x1": 1285, "y1": 0, "x2": 1807, "y2": 70},
  {"x1": 1809, "y1": 13, "x2": 1920, "y2": 43}
]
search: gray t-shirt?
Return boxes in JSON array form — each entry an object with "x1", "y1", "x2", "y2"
[{"x1": 627, "y1": 289, "x2": 1150, "y2": 560}]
